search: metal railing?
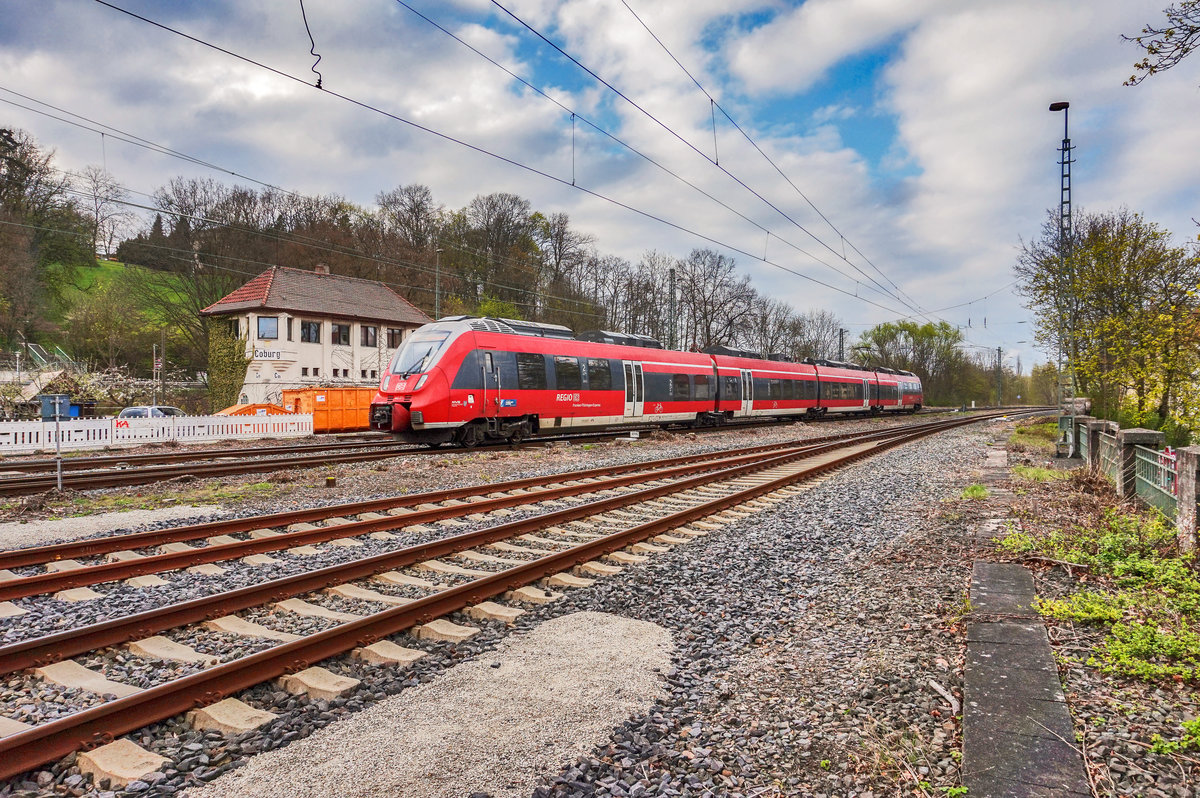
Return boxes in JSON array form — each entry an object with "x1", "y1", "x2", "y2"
[
  {"x1": 1098, "y1": 432, "x2": 1120, "y2": 482},
  {"x1": 1135, "y1": 445, "x2": 1177, "y2": 519},
  {"x1": 1077, "y1": 423, "x2": 1089, "y2": 462}
]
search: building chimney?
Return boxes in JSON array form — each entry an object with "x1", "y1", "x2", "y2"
[{"x1": 314, "y1": 263, "x2": 329, "y2": 276}]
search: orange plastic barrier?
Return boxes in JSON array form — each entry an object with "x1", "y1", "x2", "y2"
[
  {"x1": 281, "y1": 387, "x2": 376, "y2": 433},
  {"x1": 214, "y1": 403, "x2": 292, "y2": 417}
]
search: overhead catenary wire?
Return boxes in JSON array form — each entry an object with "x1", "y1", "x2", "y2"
[
  {"x1": 617, "y1": 0, "x2": 935, "y2": 320},
  {"x1": 389, "y1": 0, "x2": 904, "y2": 312},
  {"x1": 87, "y1": 0, "x2": 923, "y2": 319},
  {"x1": 490, "y1": 0, "x2": 934, "y2": 322}
]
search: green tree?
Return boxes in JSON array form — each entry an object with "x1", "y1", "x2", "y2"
[
  {"x1": 206, "y1": 326, "x2": 250, "y2": 410},
  {"x1": 1015, "y1": 207, "x2": 1200, "y2": 422},
  {"x1": 1125, "y1": 1, "x2": 1200, "y2": 85},
  {"x1": 856, "y1": 321, "x2": 977, "y2": 405}
]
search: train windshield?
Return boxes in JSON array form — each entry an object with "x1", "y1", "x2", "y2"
[{"x1": 389, "y1": 330, "x2": 451, "y2": 376}]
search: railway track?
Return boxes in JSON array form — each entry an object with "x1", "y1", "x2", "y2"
[
  {"x1": 0, "y1": 411, "x2": 1013, "y2": 782},
  {"x1": 0, "y1": 413, "x2": 934, "y2": 497}
]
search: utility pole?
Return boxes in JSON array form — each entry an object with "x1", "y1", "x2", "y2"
[
  {"x1": 434, "y1": 248, "x2": 444, "y2": 320},
  {"x1": 996, "y1": 346, "x2": 1003, "y2": 407},
  {"x1": 152, "y1": 343, "x2": 158, "y2": 406},
  {"x1": 160, "y1": 328, "x2": 167, "y2": 405},
  {"x1": 838, "y1": 328, "x2": 847, "y2": 361},
  {"x1": 1050, "y1": 100, "x2": 1075, "y2": 455},
  {"x1": 668, "y1": 266, "x2": 677, "y2": 350}
]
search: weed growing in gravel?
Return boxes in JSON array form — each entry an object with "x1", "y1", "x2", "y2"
[
  {"x1": 1150, "y1": 718, "x2": 1200, "y2": 753},
  {"x1": 1002, "y1": 507, "x2": 1200, "y2": 683},
  {"x1": 1008, "y1": 421, "x2": 1058, "y2": 454},
  {"x1": 959, "y1": 484, "x2": 988, "y2": 500},
  {"x1": 1011, "y1": 464, "x2": 1069, "y2": 482}
]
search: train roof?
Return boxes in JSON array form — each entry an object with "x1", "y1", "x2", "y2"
[{"x1": 577, "y1": 330, "x2": 664, "y2": 349}]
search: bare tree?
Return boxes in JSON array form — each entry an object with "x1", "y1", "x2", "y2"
[
  {"x1": 80, "y1": 165, "x2": 135, "y2": 258},
  {"x1": 376, "y1": 184, "x2": 441, "y2": 250},
  {"x1": 738, "y1": 295, "x2": 795, "y2": 355},
  {"x1": 677, "y1": 248, "x2": 756, "y2": 350},
  {"x1": 788, "y1": 309, "x2": 842, "y2": 361}
]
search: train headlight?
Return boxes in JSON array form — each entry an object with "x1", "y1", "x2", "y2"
[{"x1": 414, "y1": 374, "x2": 429, "y2": 390}]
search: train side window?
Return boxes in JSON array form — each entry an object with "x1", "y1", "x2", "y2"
[
  {"x1": 753, "y1": 377, "x2": 769, "y2": 398},
  {"x1": 672, "y1": 373, "x2": 691, "y2": 401},
  {"x1": 555, "y1": 356, "x2": 582, "y2": 390},
  {"x1": 694, "y1": 374, "x2": 711, "y2": 400},
  {"x1": 723, "y1": 375, "x2": 740, "y2": 399},
  {"x1": 515, "y1": 352, "x2": 547, "y2": 390},
  {"x1": 587, "y1": 358, "x2": 612, "y2": 391},
  {"x1": 644, "y1": 372, "x2": 670, "y2": 402}
]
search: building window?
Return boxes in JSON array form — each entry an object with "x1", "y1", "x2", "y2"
[
  {"x1": 230, "y1": 319, "x2": 240, "y2": 338},
  {"x1": 360, "y1": 325, "x2": 377, "y2": 347},
  {"x1": 301, "y1": 320, "x2": 320, "y2": 343},
  {"x1": 387, "y1": 328, "x2": 403, "y2": 348},
  {"x1": 286, "y1": 318, "x2": 293, "y2": 341},
  {"x1": 312, "y1": 367, "x2": 320, "y2": 377},
  {"x1": 301, "y1": 367, "x2": 309, "y2": 377},
  {"x1": 257, "y1": 316, "x2": 278, "y2": 340},
  {"x1": 332, "y1": 323, "x2": 350, "y2": 346},
  {"x1": 370, "y1": 370, "x2": 377, "y2": 379},
  {"x1": 361, "y1": 369, "x2": 367, "y2": 379}
]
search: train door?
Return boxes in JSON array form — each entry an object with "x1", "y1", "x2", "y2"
[
  {"x1": 862, "y1": 378, "x2": 870, "y2": 410},
  {"x1": 623, "y1": 362, "x2": 644, "y2": 418},
  {"x1": 482, "y1": 351, "x2": 501, "y2": 415},
  {"x1": 741, "y1": 370, "x2": 753, "y2": 416}
]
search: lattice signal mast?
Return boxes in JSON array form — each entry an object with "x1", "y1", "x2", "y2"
[{"x1": 1050, "y1": 101, "x2": 1076, "y2": 456}]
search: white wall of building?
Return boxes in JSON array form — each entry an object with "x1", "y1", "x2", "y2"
[{"x1": 228, "y1": 312, "x2": 416, "y2": 405}]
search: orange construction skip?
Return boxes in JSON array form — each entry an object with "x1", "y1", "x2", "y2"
[{"x1": 281, "y1": 387, "x2": 377, "y2": 433}]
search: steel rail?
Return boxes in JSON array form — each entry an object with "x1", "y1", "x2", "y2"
[
  {"x1": 0, "y1": 432, "x2": 891, "y2": 600},
  {"x1": 0, "y1": 413, "x2": 977, "y2": 781},
  {"x1": 0, "y1": 427, "x2": 932, "y2": 673},
  {"x1": 0, "y1": 424, "x2": 899, "y2": 570}
]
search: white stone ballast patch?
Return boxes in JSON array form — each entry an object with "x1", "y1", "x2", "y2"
[{"x1": 186, "y1": 611, "x2": 673, "y2": 798}]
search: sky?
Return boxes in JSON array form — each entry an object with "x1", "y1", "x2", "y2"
[{"x1": 2, "y1": 0, "x2": 1198, "y2": 372}]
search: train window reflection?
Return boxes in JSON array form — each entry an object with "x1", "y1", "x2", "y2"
[{"x1": 389, "y1": 331, "x2": 450, "y2": 375}]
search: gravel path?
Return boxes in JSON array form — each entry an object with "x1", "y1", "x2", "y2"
[{"x1": 0, "y1": 506, "x2": 222, "y2": 549}]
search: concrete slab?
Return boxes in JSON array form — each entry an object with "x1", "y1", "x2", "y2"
[
  {"x1": 458, "y1": 550, "x2": 523, "y2": 565},
  {"x1": 576, "y1": 561, "x2": 622, "y2": 577},
  {"x1": 417, "y1": 560, "x2": 491, "y2": 577},
  {"x1": 970, "y1": 585, "x2": 1040, "y2": 616},
  {"x1": 45, "y1": 559, "x2": 86, "y2": 572},
  {"x1": 374, "y1": 571, "x2": 444, "y2": 590},
  {"x1": 274, "y1": 598, "x2": 362, "y2": 622},
  {"x1": 204, "y1": 615, "x2": 302, "y2": 642},
  {"x1": 104, "y1": 550, "x2": 144, "y2": 562},
  {"x1": 156, "y1": 542, "x2": 196, "y2": 555},
  {"x1": 368, "y1": 531, "x2": 398, "y2": 540},
  {"x1": 962, "y1": 730, "x2": 1090, "y2": 794},
  {"x1": 630, "y1": 542, "x2": 668, "y2": 554},
  {"x1": 358, "y1": 512, "x2": 389, "y2": 521},
  {"x1": 0, "y1": 715, "x2": 32, "y2": 737},
  {"x1": 128, "y1": 635, "x2": 216, "y2": 664},
  {"x1": 36, "y1": 660, "x2": 140, "y2": 698},
  {"x1": 326, "y1": 583, "x2": 413, "y2": 606},
  {"x1": 464, "y1": 601, "x2": 525, "y2": 623},
  {"x1": 77, "y1": 738, "x2": 169, "y2": 788},
  {"x1": 55, "y1": 587, "x2": 105, "y2": 602},
  {"x1": 505, "y1": 586, "x2": 563, "y2": 605},
  {"x1": 489, "y1": 541, "x2": 557, "y2": 556},
  {"x1": 966, "y1": 622, "x2": 1053, "y2": 647},
  {"x1": 353, "y1": 640, "x2": 427, "y2": 666},
  {"x1": 206, "y1": 534, "x2": 240, "y2": 545},
  {"x1": 286, "y1": 522, "x2": 321, "y2": 533},
  {"x1": 322, "y1": 517, "x2": 354, "y2": 526},
  {"x1": 277, "y1": 666, "x2": 361, "y2": 700},
  {"x1": 287, "y1": 545, "x2": 323, "y2": 556},
  {"x1": 124, "y1": 574, "x2": 169, "y2": 588},
  {"x1": 518, "y1": 534, "x2": 570, "y2": 547},
  {"x1": 413, "y1": 618, "x2": 480, "y2": 642},
  {"x1": 0, "y1": 569, "x2": 22, "y2": 582},
  {"x1": 242, "y1": 553, "x2": 280, "y2": 566},
  {"x1": 652, "y1": 534, "x2": 690, "y2": 545},
  {"x1": 672, "y1": 527, "x2": 708, "y2": 537},
  {"x1": 187, "y1": 563, "x2": 225, "y2": 576},
  {"x1": 604, "y1": 551, "x2": 648, "y2": 565},
  {"x1": 248, "y1": 528, "x2": 283, "y2": 538},
  {"x1": 545, "y1": 572, "x2": 594, "y2": 589},
  {"x1": 436, "y1": 518, "x2": 468, "y2": 528},
  {"x1": 329, "y1": 537, "x2": 363, "y2": 548},
  {"x1": 187, "y1": 698, "x2": 278, "y2": 734},
  {"x1": 0, "y1": 601, "x2": 27, "y2": 618}
]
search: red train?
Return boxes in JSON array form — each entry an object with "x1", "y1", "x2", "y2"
[{"x1": 369, "y1": 316, "x2": 923, "y2": 446}]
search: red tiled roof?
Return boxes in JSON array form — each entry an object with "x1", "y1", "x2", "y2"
[{"x1": 200, "y1": 266, "x2": 431, "y2": 326}]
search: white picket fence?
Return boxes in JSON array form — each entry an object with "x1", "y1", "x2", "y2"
[{"x1": 0, "y1": 415, "x2": 314, "y2": 454}]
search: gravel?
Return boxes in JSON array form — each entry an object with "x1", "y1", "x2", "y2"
[
  {"x1": 0, "y1": 506, "x2": 223, "y2": 550},
  {"x1": 0, "y1": 414, "x2": 1004, "y2": 797}
]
